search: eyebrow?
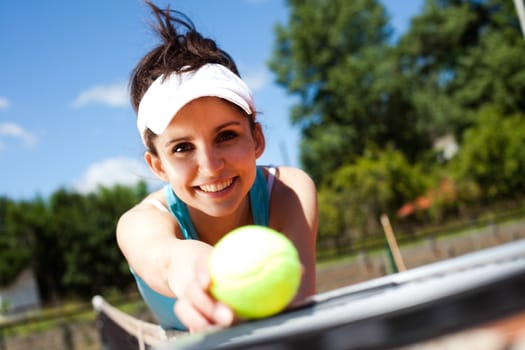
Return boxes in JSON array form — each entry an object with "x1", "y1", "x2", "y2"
[{"x1": 163, "y1": 120, "x2": 242, "y2": 148}]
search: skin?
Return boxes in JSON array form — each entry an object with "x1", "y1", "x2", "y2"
[{"x1": 117, "y1": 96, "x2": 318, "y2": 333}]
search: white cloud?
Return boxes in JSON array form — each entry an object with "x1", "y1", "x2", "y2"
[
  {"x1": 71, "y1": 82, "x2": 129, "y2": 108},
  {"x1": 73, "y1": 157, "x2": 162, "y2": 194},
  {"x1": 0, "y1": 97, "x2": 10, "y2": 110},
  {"x1": 0, "y1": 122, "x2": 37, "y2": 149},
  {"x1": 243, "y1": 69, "x2": 269, "y2": 92}
]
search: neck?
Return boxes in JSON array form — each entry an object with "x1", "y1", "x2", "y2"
[{"x1": 189, "y1": 196, "x2": 253, "y2": 245}]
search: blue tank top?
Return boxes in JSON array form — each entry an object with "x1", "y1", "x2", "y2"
[{"x1": 131, "y1": 166, "x2": 270, "y2": 330}]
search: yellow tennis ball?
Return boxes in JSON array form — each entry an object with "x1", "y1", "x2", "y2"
[{"x1": 209, "y1": 225, "x2": 301, "y2": 319}]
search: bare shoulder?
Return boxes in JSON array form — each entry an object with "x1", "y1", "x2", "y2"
[
  {"x1": 269, "y1": 166, "x2": 318, "y2": 231},
  {"x1": 116, "y1": 190, "x2": 178, "y2": 247},
  {"x1": 273, "y1": 166, "x2": 317, "y2": 200},
  {"x1": 118, "y1": 190, "x2": 166, "y2": 225}
]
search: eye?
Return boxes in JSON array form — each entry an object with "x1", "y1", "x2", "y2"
[
  {"x1": 172, "y1": 142, "x2": 194, "y2": 153},
  {"x1": 216, "y1": 130, "x2": 238, "y2": 143}
]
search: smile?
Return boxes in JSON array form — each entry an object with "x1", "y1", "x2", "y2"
[{"x1": 198, "y1": 177, "x2": 235, "y2": 193}]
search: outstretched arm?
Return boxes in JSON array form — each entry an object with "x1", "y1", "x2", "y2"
[{"x1": 116, "y1": 196, "x2": 234, "y2": 332}]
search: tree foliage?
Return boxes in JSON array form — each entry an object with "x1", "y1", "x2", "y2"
[
  {"x1": 451, "y1": 106, "x2": 525, "y2": 202},
  {"x1": 0, "y1": 198, "x2": 36, "y2": 286},
  {"x1": 318, "y1": 147, "x2": 431, "y2": 241},
  {"x1": 270, "y1": 0, "x2": 525, "y2": 241},
  {"x1": 270, "y1": 0, "x2": 436, "y2": 184},
  {"x1": 0, "y1": 182, "x2": 148, "y2": 301},
  {"x1": 398, "y1": 0, "x2": 525, "y2": 137},
  {"x1": 271, "y1": 0, "x2": 525, "y2": 181}
]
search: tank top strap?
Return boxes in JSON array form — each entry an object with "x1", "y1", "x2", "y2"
[
  {"x1": 250, "y1": 166, "x2": 270, "y2": 226},
  {"x1": 266, "y1": 166, "x2": 277, "y2": 202},
  {"x1": 164, "y1": 185, "x2": 199, "y2": 240}
]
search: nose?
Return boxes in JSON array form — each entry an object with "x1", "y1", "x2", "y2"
[{"x1": 197, "y1": 146, "x2": 224, "y2": 177}]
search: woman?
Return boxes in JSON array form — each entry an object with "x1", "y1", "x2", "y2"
[{"x1": 117, "y1": 1, "x2": 318, "y2": 333}]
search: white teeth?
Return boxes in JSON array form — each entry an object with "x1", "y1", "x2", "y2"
[{"x1": 199, "y1": 178, "x2": 233, "y2": 193}]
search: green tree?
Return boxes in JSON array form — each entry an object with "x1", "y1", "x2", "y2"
[
  {"x1": 270, "y1": 0, "x2": 525, "y2": 242},
  {"x1": 450, "y1": 106, "x2": 525, "y2": 202},
  {"x1": 46, "y1": 182, "x2": 147, "y2": 298},
  {"x1": 0, "y1": 198, "x2": 35, "y2": 286},
  {"x1": 270, "y1": 0, "x2": 438, "y2": 184},
  {"x1": 0, "y1": 181, "x2": 148, "y2": 302},
  {"x1": 318, "y1": 147, "x2": 431, "y2": 242},
  {"x1": 397, "y1": 0, "x2": 525, "y2": 138}
]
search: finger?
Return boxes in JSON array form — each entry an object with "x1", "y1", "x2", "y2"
[
  {"x1": 192, "y1": 251, "x2": 234, "y2": 325},
  {"x1": 175, "y1": 298, "x2": 213, "y2": 333},
  {"x1": 212, "y1": 302, "x2": 235, "y2": 326},
  {"x1": 185, "y1": 279, "x2": 217, "y2": 321},
  {"x1": 186, "y1": 282, "x2": 235, "y2": 326}
]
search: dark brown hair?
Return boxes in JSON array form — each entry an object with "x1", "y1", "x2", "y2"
[
  {"x1": 130, "y1": 2, "x2": 256, "y2": 153},
  {"x1": 130, "y1": 1, "x2": 240, "y2": 112}
]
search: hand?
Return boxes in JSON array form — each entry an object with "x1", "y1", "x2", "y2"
[{"x1": 174, "y1": 252, "x2": 235, "y2": 333}]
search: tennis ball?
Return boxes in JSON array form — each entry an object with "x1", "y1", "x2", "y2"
[{"x1": 209, "y1": 225, "x2": 301, "y2": 319}]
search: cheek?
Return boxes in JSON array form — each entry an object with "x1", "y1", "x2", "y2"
[
  {"x1": 162, "y1": 159, "x2": 194, "y2": 185},
  {"x1": 226, "y1": 149, "x2": 258, "y2": 171},
  {"x1": 229, "y1": 137, "x2": 260, "y2": 161}
]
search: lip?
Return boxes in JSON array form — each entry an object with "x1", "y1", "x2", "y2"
[{"x1": 194, "y1": 176, "x2": 238, "y2": 197}]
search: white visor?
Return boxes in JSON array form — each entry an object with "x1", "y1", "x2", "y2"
[{"x1": 137, "y1": 63, "x2": 254, "y2": 146}]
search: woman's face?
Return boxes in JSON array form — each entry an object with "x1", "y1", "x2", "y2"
[{"x1": 148, "y1": 96, "x2": 265, "y2": 217}]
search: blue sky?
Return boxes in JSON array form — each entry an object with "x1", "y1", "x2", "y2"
[{"x1": 0, "y1": 0, "x2": 423, "y2": 200}]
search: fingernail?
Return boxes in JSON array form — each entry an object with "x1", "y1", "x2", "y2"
[{"x1": 214, "y1": 304, "x2": 233, "y2": 325}]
